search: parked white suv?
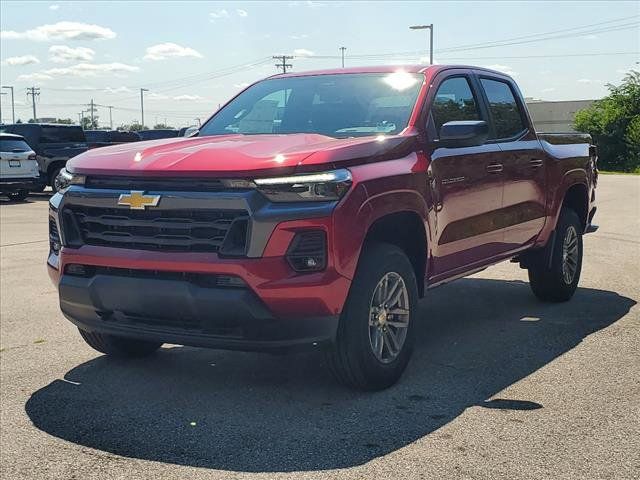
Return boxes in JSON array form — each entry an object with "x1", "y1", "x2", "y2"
[{"x1": 0, "y1": 133, "x2": 44, "y2": 201}]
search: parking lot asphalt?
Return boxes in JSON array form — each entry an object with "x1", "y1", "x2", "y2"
[{"x1": 0, "y1": 175, "x2": 638, "y2": 480}]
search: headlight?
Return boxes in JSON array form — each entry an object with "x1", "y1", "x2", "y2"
[
  {"x1": 254, "y1": 169, "x2": 352, "y2": 202},
  {"x1": 56, "y1": 168, "x2": 85, "y2": 191}
]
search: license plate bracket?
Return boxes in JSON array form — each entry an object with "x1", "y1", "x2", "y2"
[{"x1": 8, "y1": 160, "x2": 21, "y2": 168}]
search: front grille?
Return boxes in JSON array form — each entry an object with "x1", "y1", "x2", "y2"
[
  {"x1": 84, "y1": 176, "x2": 232, "y2": 192},
  {"x1": 63, "y1": 205, "x2": 247, "y2": 253},
  {"x1": 49, "y1": 216, "x2": 61, "y2": 254}
]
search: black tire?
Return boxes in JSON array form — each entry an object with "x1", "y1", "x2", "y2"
[
  {"x1": 325, "y1": 242, "x2": 418, "y2": 390},
  {"x1": 49, "y1": 166, "x2": 63, "y2": 192},
  {"x1": 78, "y1": 328, "x2": 162, "y2": 357},
  {"x1": 528, "y1": 207, "x2": 583, "y2": 302},
  {"x1": 7, "y1": 190, "x2": 29, "y2": 201}
]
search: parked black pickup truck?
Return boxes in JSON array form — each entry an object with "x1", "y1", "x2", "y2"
[{"x1": 0, "y1": 124, "x2": 88, "y2": 191}]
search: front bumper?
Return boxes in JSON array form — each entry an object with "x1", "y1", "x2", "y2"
[
  {"x1": 59, "y1": 270, "x2": 339, "y2": 351},
  {"x1": 48, "y1": 185, "x2": 352, "y2": 351}
]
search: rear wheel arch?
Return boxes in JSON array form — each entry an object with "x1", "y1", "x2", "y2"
[
  {"x1": 562, "y1": 182, "x2": 589, "y2": 230},
  {"x1": 361, "y1": 211, "x2": 428, "y2": 297}
]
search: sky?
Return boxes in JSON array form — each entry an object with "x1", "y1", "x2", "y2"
[{"x1": 0, "y1": 0, "x2": 638, "y2": 128}]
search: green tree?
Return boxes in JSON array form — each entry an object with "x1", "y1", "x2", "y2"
[
  {"x1": 153, "y1": 123, "x2": 170, "y2": 129},
  {"x1": 81, "y1": 116, "x2": 98, "y2": 129},
  {"x1": 574, "y1": 70, "x2": 640, "y2": 173},
  {"x1": 122, "y1": 122, "x2": 147, "y2": 131}
]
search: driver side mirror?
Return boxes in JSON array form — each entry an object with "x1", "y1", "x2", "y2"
[
  {"x1": 184, "y1": 126, "x2": 199, "y2": 137},
  {"x1": 436, "y1": 120, "x2": 488, "y2": 148}
]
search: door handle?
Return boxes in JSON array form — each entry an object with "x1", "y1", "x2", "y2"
[
  {"x1": 486, "y1": 163, "x2": 504, "y2": 173},
  {"x1": 529, "y1": 159, "x2": 544, "y2": 168}
]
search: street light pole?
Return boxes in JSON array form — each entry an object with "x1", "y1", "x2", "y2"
[
  {"x1": 2, "y1": 86, "x2": 15, "y2": 123},
  {"x1": 339, "y1": 46, "x2": 347, "y2": 68},
  {"x1": 140, "y1": 88, "x2": 149, "y2": 128},
  {"x1": 409, "y1": 24, "x2": 434, "y2": 65}
]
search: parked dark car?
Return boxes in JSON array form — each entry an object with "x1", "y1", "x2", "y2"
[
  {"x1": 138, "y1": 129, "x2": 179, "y2": 141},
  {"x1": 85, "y1": 130, "x2": 141, "y2": 149},
  {"x1": 0, "y1": 123, "x2": 87, "y2": 190}
]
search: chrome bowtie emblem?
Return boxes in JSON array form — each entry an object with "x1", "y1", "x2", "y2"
[{"x1": 117, "y1": 191, "x2": 161, "y2": 210}]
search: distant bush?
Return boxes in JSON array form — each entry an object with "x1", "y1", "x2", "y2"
[{"x1": 574, "y1": 70, "x2": 640, "y2": 173}]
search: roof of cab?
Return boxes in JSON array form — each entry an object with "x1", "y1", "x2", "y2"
[{"x1": 269, "y1": 64, "x2": 513, "y2": 79}]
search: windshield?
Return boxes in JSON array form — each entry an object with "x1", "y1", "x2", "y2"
[{"x1": 199, "y1": 72, "x2": 424, "y2": 139}]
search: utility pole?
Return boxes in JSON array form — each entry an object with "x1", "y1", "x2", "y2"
[
  {"x1": 26, "y1": 87, "x2": 40, "y2": 122},
  {"x1": 89, "y1": 99, "x2": 95, "y2": 128},
  {"x1": 339, "y1": 47, "x2": 347, "y2": 68},
  {"x1": 78, "y1": 111, "x2": 83, "y2": 126},
  {"x1": 140, "y1": 88, "x2": 148, "y2": 128},
  {"x1": 107, "y1": 106, "x2": 113, "y2": 129},
  {"x1": 195, "y1": 117, "x2": 201, "y2": 127},
  {"x1": 2, "y1": 86, "x2": 15, "y2": 123},
  {"x1": 273, "y1": 55, "x2": 293, "y2": 74},
  {"x1": 409, "y1": 24, "x2": 434, "y2": 65},
  {"x1": 0, "y1": 92, "x2": 5, "y2": 123}
]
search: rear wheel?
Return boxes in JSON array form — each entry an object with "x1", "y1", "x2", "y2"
[
  {"x1": 7, "y1": 190, "x2": 29, "y2": 201},
  {"x1": 528, "y1": 207, "x2": 583, "y2": 302},
  {"x1": 78, "y1": 328, "x2": 162, "y2": 357},
  {"x1": 326, "y1": 242, "x2": 418, "y2": 390}
]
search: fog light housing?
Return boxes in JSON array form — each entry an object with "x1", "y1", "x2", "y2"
[
  {"x1": 286, "y1": 230, "x2": 327, "y2": 272},
  {"x1": 65, "y1": 264, "x2": 95, "y2": 277}
]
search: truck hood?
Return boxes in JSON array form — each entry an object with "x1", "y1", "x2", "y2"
[{"x1": 67, "y1": 133, "x2": 416, "y2": 177}]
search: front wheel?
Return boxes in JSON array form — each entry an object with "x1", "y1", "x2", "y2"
[
  {"x1": 50, "y1": 167, "x2": 63, "y2": 192},
  {"x1": 528, "y1": 207, "x2": 583, "y2": 302},
  {"x1": 78, "y1": 328, "x2": 162, "y2": 357},
  {"x1": 326, "y1": 242, "x2": 418, "y2": 390}
]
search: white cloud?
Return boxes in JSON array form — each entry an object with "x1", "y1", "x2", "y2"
[
  {"x1": 173, "y1": 94, "x2": 204, "y2": 101},
  {"x1": 49, "y1": 45, "x2": 95, "y2": 63},
  {"x1": 49, "y1": 4, "x2": 60, "y2": 10},
  {"x1": 233, "y1": 82, "x2": 250, "y2": 89},
  {"x1": 1, "y1": 55, "x2": 40, "y2": 66},
  {"x1": 1, "y1": 21, "x2": 116, "y2": 41},
  {"x1": 143, "y1": 42, "x2": 203, "y2": 61},
  {"x1": 577, "y1": 78, "x2": 593, "y2": 83},
  {"x1": 104, "y1": 86, "x2": 132, "y2": 94},
  {"x1": 293, "y1": 48, "x2": 314, "y2": 57},
  {"x1": 38, "y1": 62, "x2": 139, "y2": 78},
  {"x1": 541, "y1": 87, "x2": 556, "y2": 93},
  {"x1": 289, "y1": 34, "x2": 309, "y2": 40},
  {"x1": 483, "y1": 64, "x2": 518, "y2": 77},
  {"x1": 17, "y1": 72, "x2": 53, "y2": 81},
  {"x1": 289, "y1": 1, "x2": 326, "y2": 7},
  {"x1": 147, "y1": 92, "x2": 169, "y2": 100},
  {"x1": 236, "y1": 9, "x2": 248, "y2": 17},
  {"x1": 65, "y1": 85, "x2": 98, "y2": 91},
  {"x1": 584, "y1": 34, "x2": 598, "y2": 40},
  {"x1": 209, "y1": 9, "x2": 230, "y2": 20}
]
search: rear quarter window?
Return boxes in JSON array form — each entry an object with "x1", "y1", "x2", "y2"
[{"x1": 480, "y1": 78, "x2": 527, "y2": 139}]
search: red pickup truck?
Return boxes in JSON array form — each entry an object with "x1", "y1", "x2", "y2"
[{"x1": 48, "y1": 65, "x2": 598, "y2": 390}]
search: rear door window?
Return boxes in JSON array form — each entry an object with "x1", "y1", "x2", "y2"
[
  {"x1": 479, "y1": 78, "x2": 527, "y2": 139},
  {"x1": 431, "y1": 77, "x2": 482, "y2": 133},
  {"x1": 40, "y1": 126, "x2": 86, "y2": 143}
]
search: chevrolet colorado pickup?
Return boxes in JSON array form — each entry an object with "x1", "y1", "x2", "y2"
[{"x1": 47, "y1": 65, "x2": 598, "y2": 390}]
